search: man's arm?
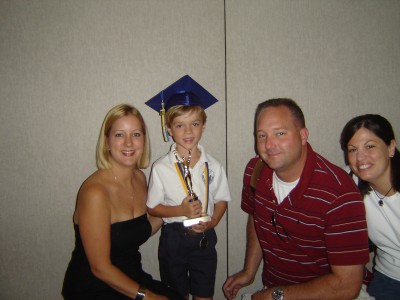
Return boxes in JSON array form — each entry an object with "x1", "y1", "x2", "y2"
[
  {"x1": 252, "y1": 264, "x2": 364, "y2": 300},
  {"x1": 223, "y1": 214, "x2": 263, "y2": 299}
]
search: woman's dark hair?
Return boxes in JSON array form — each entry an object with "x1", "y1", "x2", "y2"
[{"x1": 340, "y1": 114, "x2": 400, "y2": 195}]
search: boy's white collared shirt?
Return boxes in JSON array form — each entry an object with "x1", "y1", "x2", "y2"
[{"x1": 147, "y1": 143, "x2": 231, "y2": 223}]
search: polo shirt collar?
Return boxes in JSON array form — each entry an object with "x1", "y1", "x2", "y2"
[
  {"x1": 168, "y1": 143, "x2": 208, "y2": 166},
  {"x1": 287, "y1": 143, "x2": 317, "y2": 206}
]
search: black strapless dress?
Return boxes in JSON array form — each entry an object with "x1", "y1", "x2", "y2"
[{"x1": 62, "y1": 214, "x2": 182, "y2": 300}]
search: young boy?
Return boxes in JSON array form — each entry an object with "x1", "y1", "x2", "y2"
[{"x1": 145, "y1": 75, "x2": 231, "y2": 300}]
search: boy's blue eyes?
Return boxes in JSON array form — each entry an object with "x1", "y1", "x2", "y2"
[{"x1": 175, "y1": 123, "x2": 201, "y2": 128}]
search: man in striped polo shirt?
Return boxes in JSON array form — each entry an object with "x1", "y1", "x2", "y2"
[{"x1": 223, "y1": 98, "x2": 369, "y2": 300}]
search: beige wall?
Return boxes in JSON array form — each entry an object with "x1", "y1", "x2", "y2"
[{"x1": 0, "y1": 1, "x2": 399, "y2": 299}]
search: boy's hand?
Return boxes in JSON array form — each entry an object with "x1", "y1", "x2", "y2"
[
  {"x1": 191, "y1": 219, "x2": 210, "y2": 233},
  {"x1": 181, "y1": 195, "x2": 202, "y2": 219}
]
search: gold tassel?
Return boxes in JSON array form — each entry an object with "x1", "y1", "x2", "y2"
[{"x1": 160, "y1": 100, "x2": 169, "y2": 142}]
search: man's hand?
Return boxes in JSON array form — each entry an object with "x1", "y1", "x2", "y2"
[
  {"x1": 251, "y1": 288, "x2": 271, "y2": 300},
  {"x1": 223, "y1": 270, "x2": 254, "y2": 299}
]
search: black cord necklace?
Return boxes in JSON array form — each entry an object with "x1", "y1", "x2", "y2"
[{"x1": 372, "y1": 186, "x2": 393, "y2": 207}]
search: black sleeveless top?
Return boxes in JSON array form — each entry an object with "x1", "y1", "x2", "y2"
[{"x1": 62, "y1": 214, "x2": 151, "y2": 298}]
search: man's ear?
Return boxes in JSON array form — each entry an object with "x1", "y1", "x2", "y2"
[{"x1": 300, "y1": 128, "x2": 309, "y2": 145}]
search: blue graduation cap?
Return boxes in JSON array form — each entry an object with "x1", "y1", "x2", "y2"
[{"x1": 145, "y1": 75, "x2": 218, "y2": 142}]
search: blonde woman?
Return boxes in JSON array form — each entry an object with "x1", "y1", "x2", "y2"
[{"x1": 62, "y1": 104, "x2": 183, "y2": 300}]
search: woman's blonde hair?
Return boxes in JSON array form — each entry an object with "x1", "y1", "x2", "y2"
[
  {"x1": 165, "y1": 105, "x2": 207, "y2": 128},
  {"x1": 96, "y1": 104, "x2": 150, "y2": 169}
]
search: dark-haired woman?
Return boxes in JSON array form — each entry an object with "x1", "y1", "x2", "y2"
[{"x1": 340, "y1": 114, "x2": 400, "y2": 299}]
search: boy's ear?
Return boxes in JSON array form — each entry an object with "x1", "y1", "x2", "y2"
[{"x1": 167, "y1": 127, "x2": 173, "y2": 137}]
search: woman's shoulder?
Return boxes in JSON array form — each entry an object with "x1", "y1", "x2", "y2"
[
  {"x1": 74, "y1": 170, "x2": 113, "y2": 224},
  {"x1": 133, "y1": 168, "x2": 147, "y2": 184},
  {"x1": 78, "y1": 170, "x2": 111, "y2": 200}
]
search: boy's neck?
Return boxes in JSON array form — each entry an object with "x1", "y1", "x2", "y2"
[
  {"x1": 175, "y1": 144, "x2": 197, "y2": 156},
  {"x1": 175, "y1": 144, "x2": 201, "y2": 167}
]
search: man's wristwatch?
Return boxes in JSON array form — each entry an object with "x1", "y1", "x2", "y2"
[{"x1": 272, "y1": 286, "x2": 284, "y2": 300}]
